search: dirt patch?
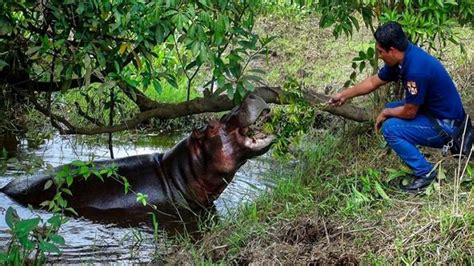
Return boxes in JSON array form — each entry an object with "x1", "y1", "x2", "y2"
[
  {"x1": 164, "y1": 216, "x2": 364, "y2": 265},
  {"x1": 279, "y1": 217, "x2": 334, "y2": 244},
  {"x1": 230, "y1": 217, "x2": 360, "y2": 265}
]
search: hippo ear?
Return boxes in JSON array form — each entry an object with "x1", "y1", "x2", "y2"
[{"x1": 192, "y1": 128, "x2": 205, "y2": 139}]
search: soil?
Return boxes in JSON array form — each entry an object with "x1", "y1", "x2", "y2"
[
  {"x1": 167, "y1": 217, "x2": 365, "y2": 265},
  {"x1": 234, "y1": 217, "x2": 360, "y2": 265}
]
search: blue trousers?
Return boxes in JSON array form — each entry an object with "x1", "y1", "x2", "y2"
[{"x1": 381, "y1": 101, "x2": 456, "y2": 177}]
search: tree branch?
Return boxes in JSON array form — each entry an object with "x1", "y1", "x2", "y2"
[{"x1": 33, "y1": 86, "x2": 371, "y2": 135}]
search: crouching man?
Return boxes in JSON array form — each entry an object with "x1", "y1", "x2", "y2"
[{"x1": 329, "y1": 22, "x2": 465, "y2": 193}]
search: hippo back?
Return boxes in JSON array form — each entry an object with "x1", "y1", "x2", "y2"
[{"x1": 0, "y1": 153, "x2": 182, "y2": 213}]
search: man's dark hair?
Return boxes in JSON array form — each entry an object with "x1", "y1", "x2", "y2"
[{"x1": 374, "y1": 22, "x2": 409, "y2": 51}]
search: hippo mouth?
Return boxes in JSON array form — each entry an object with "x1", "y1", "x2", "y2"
[
  {"x1": 220, "y1": 94, "x2": 276, "y2": 153},
  {"x1": 239, "y1": 109, "x2": 275, "y2": 152}
]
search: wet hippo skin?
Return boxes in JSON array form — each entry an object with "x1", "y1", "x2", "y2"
[{"x1": 1, "y1": 94, "x2": 275, "y2": 220}]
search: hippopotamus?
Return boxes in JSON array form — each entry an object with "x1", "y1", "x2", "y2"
[{"x1": 1, "y1": 94, "x2": 274, "y2": 222}]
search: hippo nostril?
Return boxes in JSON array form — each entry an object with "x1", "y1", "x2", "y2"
[{"x1": 248, "y1": 94, "x2": 256, "y2": 99}]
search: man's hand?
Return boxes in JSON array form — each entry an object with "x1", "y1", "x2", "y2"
[
  {"x1": 328, "y1": 92, "x2": 347, "y2": 106},
  {"x1": 375, "y1": 111, "x2": 387, "y2": 132}
]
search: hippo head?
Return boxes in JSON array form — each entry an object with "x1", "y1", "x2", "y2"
[{"x1": 186, "y1": 94, "x2": 275, "y2": 204}]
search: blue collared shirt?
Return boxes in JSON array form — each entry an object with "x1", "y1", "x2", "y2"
[{"x1": 378, "y1": 43, "x2": 464, "y2": 120}]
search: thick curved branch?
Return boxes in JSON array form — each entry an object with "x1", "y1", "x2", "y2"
[{"x1": 45, "y1": 86, "x2": 371, "y2": 135}]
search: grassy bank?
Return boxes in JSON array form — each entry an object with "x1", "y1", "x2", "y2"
[
  {"x1": 165, "y1": 127, "x2": 473, "y2": 264},
  {"x1": 162, "y1": 10, "x2": 474, "y2": 265}
]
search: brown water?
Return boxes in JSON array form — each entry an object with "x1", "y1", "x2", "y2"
[{"x1": 0, "y1": 134, "x2": 273, "y2": 263}]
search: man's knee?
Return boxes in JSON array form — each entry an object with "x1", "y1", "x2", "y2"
[{"x1": 381, "y1": 118, "x2": 401, "y2": 139}]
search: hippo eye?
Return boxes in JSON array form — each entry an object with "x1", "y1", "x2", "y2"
[{"x1": 208, "y1": 124, "x2": 216, "y2": 130}]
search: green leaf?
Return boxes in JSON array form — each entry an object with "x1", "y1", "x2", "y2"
[
  {"x1": 66, "y1": 207, "x2": 79, "y2": 216},
  {"x1": 349, "y1": 16, "x2": 360, "y2": 31},
  {"x1": 40, "y1": 240, "x2": 61, "y2": 254},
  {"x1": 375, "y1": 182, "x2": 391, "y2": 201},
  {"x1": 163, "y1": 10, "x2": 178, "y2": 17},
  {"x1": 136, "y1": 193, "x2": 149, "y2": 206},
  {"x1": 61, "y1": 188, "x2": 73, "y2": 196},
  {"x1": 125, "y1": 78, "x2": 139, "y2": 88},
  {"x1": 236, "y1": 82, "x2": 246, "y2": 99},
  {"x1": 40, "y1": 200, "x2": 50, "y2": 207},
  {"x1": 367, "y1": 47, "x2": 374, "y2": 58},
  {"x1": 66, "y1": 175, "x2": 73, "y2": 187},
  {"x1": 165, "y1": 75, "x2": 178, "y2": 89},
  {"x1": 121, "y1": 176, "x2": 130, "y2": 194},
  {"x1": 185, "y1": 60, "x2": 198, "y2": 71},
  {"x1": 50, "y1": 234, "x2": 66, "y2": 245},
  {"x1": 26, "y1": 46, "x2": 42, "y2": 56},
  {"x1": 214, "y1": 16, "x2": 226, "y2": 45},
  {"x1": 14, "y1": 218, "x2": 41, "y2": 239},
  {"x1": 248, "y1": 68, "x2": 266, "y2": 75},
  {"x1": 44, "y1": 180, "x2": 53, "y2": 190},
  {"x1": 243, "y1": 75, "x2": 264, "y2": 83},
  {"x1": 114, "y1": 60, "x2": 121, "y2": 73},
  {"x1": 243, "y1": 79, "x2": 254, "y2": 92},
  {"x1": 152, "y1": 80, "x2": 162, "y2": 94},
  {"x1": 213, "y1": 84, "x2": 227, "y2": 96},
  {"x1": 5, "y1": 207, "x2": 18, "y2": 230},
  {"x1": 0, "y1": 60, "x2": 8, "y2": 71},
  {"x1": 18, "y1": 236, "x2": 35, "y2": 250},
  {"x1": 222, "y1": 83, "x2": 233, "y2": 98},
  {"x1": 79, "y1": 165, "x2": 90, "y2": 177},
  {"x1": 0, "y1": 251, "x2": 8, "y2": 262},
  {"x1": 359, "y1": 61, "x2": 366, "y2": 73},
  {"x1": 0, "y1": 17, "x2": 12, "y2": 35},
  {"x1": 57, "y1": 196, "x2": 68, "y2": 208},
  {"x1": 350, "y1": 71, "x2": 356, "y2": 80}
]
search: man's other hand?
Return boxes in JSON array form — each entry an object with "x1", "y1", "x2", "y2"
[
  {"x1": 375, "y1": 111, "x2": 387, "y2": 132},
  {"x1": 328, "y1": 92, "x2": 347, "y2": 106}
]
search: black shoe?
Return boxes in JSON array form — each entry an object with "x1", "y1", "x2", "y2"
[{"x1": 400, "y1": 173, "x2": 436, "y2": 193}]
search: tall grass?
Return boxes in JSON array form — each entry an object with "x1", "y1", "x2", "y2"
[{"x1": 166, "y1": 125, "x2": 473, "y2": 264}]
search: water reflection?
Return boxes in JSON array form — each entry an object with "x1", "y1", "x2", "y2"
[{"x1": 0, "y1": 134, "x2": 272, "y2": 263}]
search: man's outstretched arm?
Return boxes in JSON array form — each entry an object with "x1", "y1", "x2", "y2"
[{"x1": 329, "y1": 74, "x2": 388, "y2": 106}]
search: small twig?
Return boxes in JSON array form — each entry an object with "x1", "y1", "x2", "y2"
[
  {"x1": 345, "y1": 226, "x2": 378, "y2": 234},
  {"x1": 322, "y1": 218, "x2": 331, "y2": 245},
  {"x1": 397, "y1": 206, "x2": 419, "y2": 224},
  {"x1": 210, "y1": 244, "x2": 228, "y2": 251},
  {"x1": 402, "y1": 222, "x2": 433, "y2": 245},
  {"x1": 375, "y1": 227, "x2": 390, "y2": 238}
]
